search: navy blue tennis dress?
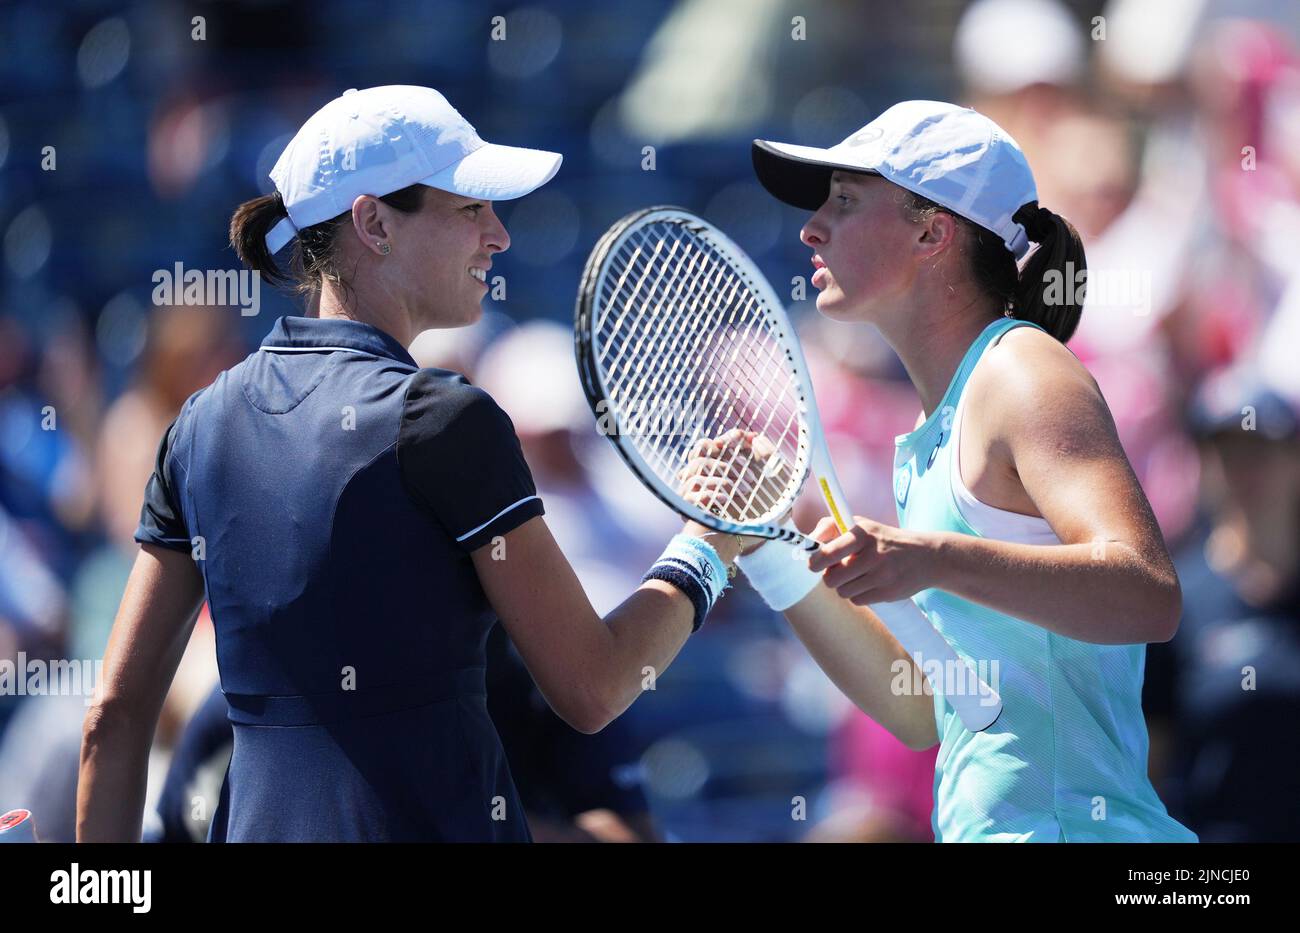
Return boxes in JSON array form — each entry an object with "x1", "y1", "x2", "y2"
[{"x1": 134, "y1": 315, "x2": 544, "y2": 842}]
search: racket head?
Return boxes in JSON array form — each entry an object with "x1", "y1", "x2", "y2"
[{"x1": 575, "y1": 206, "x2": 820, "y2": 544}]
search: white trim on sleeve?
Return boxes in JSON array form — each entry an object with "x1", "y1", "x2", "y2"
[{"x1": 454, "y1": 495, "x2": 540, "y2": 543}]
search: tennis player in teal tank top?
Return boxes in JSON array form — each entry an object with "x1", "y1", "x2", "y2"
[{"x1": 738, "y1": 101, "x2": 1197, "y2": 842}]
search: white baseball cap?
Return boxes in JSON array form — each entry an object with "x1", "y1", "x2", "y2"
[
  {"x1": 266, "y1": 85, "x2": 562, "y2": 253},
  {"x1": 753, "y1": 100, "x2": 1038, "y2": 259}
]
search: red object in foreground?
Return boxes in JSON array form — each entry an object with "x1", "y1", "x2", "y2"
[{"x1": 0, "y1": 809, "x2": 38, "y2": 843}]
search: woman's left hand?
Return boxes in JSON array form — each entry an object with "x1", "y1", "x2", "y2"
[{"x1": 806, "y1": 516, "x2": 943, "y2": 605}]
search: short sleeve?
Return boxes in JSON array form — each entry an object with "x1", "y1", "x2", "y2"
[
  {"x1": 398, "y1": 370, "x2": 544, "y2": 553},
  {"x1": 134, "y1": 418, "x2": 193, "y2": 552}
]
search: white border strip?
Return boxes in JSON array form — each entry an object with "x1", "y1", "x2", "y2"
[
  {"x1": 454, "y1": 495, "x2": 540, "y2": 543},
  {"x1": 259, "y1": 346, "x2": 378, "y2": 355}
]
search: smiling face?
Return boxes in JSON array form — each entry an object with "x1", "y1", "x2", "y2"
[
  {"x1": 800, "y1": 172, "x2": 938, "y2": 324},
  {"x1": 366, "y1": 185, "x2": 510, "y2": 331}
]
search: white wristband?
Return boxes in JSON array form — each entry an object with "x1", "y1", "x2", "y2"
[{"x1": 735, "y1": 520, "x2": 821, "y2": 611}]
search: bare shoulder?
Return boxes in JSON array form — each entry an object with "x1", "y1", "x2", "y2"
[
  {"x1": 967, "y1": 325, "x2": 1115, "y2": 452},
  {"x1": 986, "y1": 325, "x2": 1093, "y2": 385},
  {"x1": 974, "y1": 326, "x2": 1101, "y2": 409}
]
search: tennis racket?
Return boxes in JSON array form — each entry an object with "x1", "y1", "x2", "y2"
[{"x1": 574, "y1": 206, "x2": 1001, "y2": 732}]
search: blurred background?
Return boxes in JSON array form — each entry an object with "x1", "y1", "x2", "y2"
[{"x1": 2, "y1": 0, "x2": 1299, "y2": 842}]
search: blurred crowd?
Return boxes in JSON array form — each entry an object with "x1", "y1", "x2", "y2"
[{"x1": 2, "y1": 0, "x2": 1298, "y2": 842}]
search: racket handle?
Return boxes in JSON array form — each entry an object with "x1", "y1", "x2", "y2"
[{"x1": 869, "y1": 599, "x2": 1003, "y2": 733}]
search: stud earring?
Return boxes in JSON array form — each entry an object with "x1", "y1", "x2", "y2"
[{"x1": 378, "y1": 242, "x2": 391, "y2": 255}]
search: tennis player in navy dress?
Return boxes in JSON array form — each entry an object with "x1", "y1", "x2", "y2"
[
  {"x1": 135, "y1": 317, "x2": 544, "y2": 841},
  {"x1": 77, "y1": 86, "x2": 752, "y2": 842}
]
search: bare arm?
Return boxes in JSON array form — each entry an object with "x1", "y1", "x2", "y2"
[
  {"x1": 77, "y1": 544, "x2": 205, "y2": 842},
  {"x1": 931, "y1": 333, "x2": 1181, "y2": 641},
  {"x1": 782, "y1": 570, "x2": 939, "y2": 750},
  {"x1": 812, "y1": 331, "x2": 1181, "y2": 644},
  {"x1": 472, "y1": 516, "x2": 743, "y2": 735}
]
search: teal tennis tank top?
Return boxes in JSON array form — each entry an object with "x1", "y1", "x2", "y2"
[{"x1": 892, "y1": 316, "x2": 1196, "y2": 842}]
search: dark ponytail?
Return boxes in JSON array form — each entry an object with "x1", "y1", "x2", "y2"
[
  {"x1": 901, "y1": 191, "x2": 1087, "y2": 344},
  {"x1": 1007, "y1": 201, "x2": 1086, "y2": 343},
  {"x1": 229, "y1": 192, "x2": 294, "y2": 288},
  {"x1": 229, "y1": 184, "x2": 427, "y2": 299}
]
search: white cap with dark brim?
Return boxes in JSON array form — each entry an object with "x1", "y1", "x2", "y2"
[{"x1": 752, "y1": 100, "x2": 1038, "y2": 260}]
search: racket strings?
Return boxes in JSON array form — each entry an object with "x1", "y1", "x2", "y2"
[
  {"x1": 711, "y1": 295, "x2": 805, "y2": 517},
  {"x1": 677, "y1": 271, "x2": 800, "y2": 518},
  {"x1": 593, "y1": 221, "x2": 805, "y2": 522},
  {"x1": 599, "y1": 230, "x2": 764, "y2": 451},
  {"x1": 713, "y1": 306, "x2": 804, "y2": 519},
  {"x1": 600, "y1": 227, "x2": 798, "y2": 449},
  {"x1": 597, "y1": 231, "x2": 685, "y2": 380},
  {"x1": 600, "y1": 228, "x2": 731, "y2": 434},
  {"x1": 615, "y1": 233, "x2": 802, "y2": 501}
]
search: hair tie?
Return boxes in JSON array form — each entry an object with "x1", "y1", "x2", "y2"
[{"x1": 1014, "y1": 202, "x2": 1056, "y2": 244}]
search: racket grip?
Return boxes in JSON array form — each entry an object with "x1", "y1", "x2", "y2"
[{"x1": 870, "y1": 599, "x2": 1003, "y2": 733}]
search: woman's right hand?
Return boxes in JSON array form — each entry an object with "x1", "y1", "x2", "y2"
[{"x1": 675, "y1": 429, "x2": 793, "y2": 525}]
